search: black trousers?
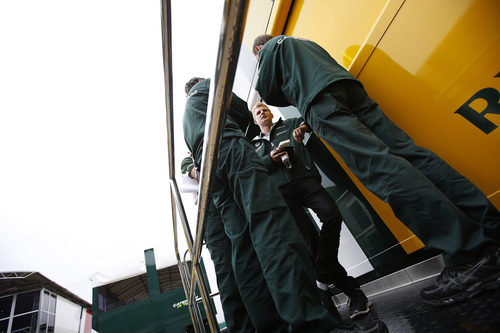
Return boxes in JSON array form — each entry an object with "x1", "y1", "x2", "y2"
[{"x1": 280, "y1": 177, "x2": 359, "y2": 295}]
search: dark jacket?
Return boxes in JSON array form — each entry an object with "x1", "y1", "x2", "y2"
[
  {"x1": 252, "y1": 117, "x2": 321, "y2": 188},
  {"x1": 255, "y1": 35, "x2": 361, "y2": 117},
  {"x1": 181, "y1": 156, "x2": 195, "y2": 175},
  {"x1": 183, "y1": 78, "x2": 252, "y2": 166}
]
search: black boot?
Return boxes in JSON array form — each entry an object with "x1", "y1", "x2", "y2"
[
  {"x1": 420, "y1": 246, "x2": 500, "y2": 306},
  {"x1": 347, "y1": 288, "x2": 371, "y2": 319},
  {"x1": 331, "y1": 320, "x2": 388, "y2": 333},
  {"x1": 318, "y1": 288, "x2": 342, "y2": 321}
]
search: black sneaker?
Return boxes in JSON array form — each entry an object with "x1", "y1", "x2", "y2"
[
  {"x1": 420, "y1": 247, "x2": 500, "y2": 306},
  {"x1": 348, "y1": 288, "x2": 371, "y2": 319},
  {"x1": 331, "y1": 320, "x2": 388, "y2": 333},
  {"x1": 318, "y1": 288, "x2": 342, "y2": 321}
]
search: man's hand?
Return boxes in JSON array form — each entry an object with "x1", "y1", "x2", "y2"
[
  {"x1": 293, "y1": 124, "x2": 308, "y2": 144},
  {"x1": 189, "y1": 167, "x2": 199, "y2": 181},
  {"x1": 270, "y1": 148, "x2": 286, "y2": 163}
]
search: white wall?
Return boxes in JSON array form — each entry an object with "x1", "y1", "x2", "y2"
[{"x1": 54, "y1": 296, "x2": 84, "y2": 333}]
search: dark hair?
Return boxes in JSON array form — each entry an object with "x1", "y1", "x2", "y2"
[
  {"x1": 185, "y1": 77, "x2": 204, "y2": 96},
  {"x1": 252, "y1": 34, "x2": 274, "y2": 55}
]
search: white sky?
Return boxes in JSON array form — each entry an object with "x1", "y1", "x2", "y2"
[{"x1": 0, "y1": 0, "x2": 224, "y2": 303}]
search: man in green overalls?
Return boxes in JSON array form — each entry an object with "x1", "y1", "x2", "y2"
[
  {"x1": 183, "y1": 77, "x2": 387, "y2": 332},
  {"x1": 252, "y1": 34, "x2": 500, "y2": 306},
  {"x1": 181, "y1": 155, "x2": 255, "y2": 332},
  {"x1": 251, "y1": 102, "x2": 370, "y2": 320}
]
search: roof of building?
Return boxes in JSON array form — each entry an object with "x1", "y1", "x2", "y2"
[
  {"x1": 89, "y1": 249, "x2": 178, "y2": 288},
  {"x1": 0, "y1": 271, "x2": 91, "y2": 309},
  {"x1": 95, "y1": 265, "x2": 184, "y2": 310}
]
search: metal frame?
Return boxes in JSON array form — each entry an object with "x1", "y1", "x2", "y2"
[
  {"x1": 160, "y1": 0, "x2": 249, "y2": 332},
  {"x1": 0, "y1": 272, "x2": 36, "y2": 279}
]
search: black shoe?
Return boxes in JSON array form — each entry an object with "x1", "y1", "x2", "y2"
[
  {"x1": 331, "y1": 320, "x2": 388, "y2": 333},
  {"x1": 318, "y1": 288, "x2": 342, "y2": 321},
  {"x1": 420, "y1": 247, "x2": 500, "y2": 306},
  {"x1": 348, "y1": 288, "x2": 371, "y2": 319}
]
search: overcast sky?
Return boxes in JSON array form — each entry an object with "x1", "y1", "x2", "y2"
[{"x1": 0, "y1": 0, "x2": 224, "y2": 303}]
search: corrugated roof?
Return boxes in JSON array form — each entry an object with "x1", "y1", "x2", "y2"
[
  {"x1": 0, "y1": 271, "x2": 91, "y2": 309},
  {"x1": 95, "y1": 264, "x2": 184, "y2": 311}
]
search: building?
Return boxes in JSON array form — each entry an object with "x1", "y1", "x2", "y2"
[
  {"x1": 91, "y1": 249, "x2": 212, "y2": 333},
  {"x1": 0, "y1": 272, "x2": 91, "y2": 333}
]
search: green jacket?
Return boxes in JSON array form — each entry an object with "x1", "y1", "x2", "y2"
[
  {"x1": 252, "y1": 117, "x2": 321, "y2": 188},
  {"x1": 183, "y1": 78, "x2": 252, "y2": 166},
  {"x1": 181, "y1": 156, "x2": 195, "y2": 175},
  {"x1": 255, "y1": 35, "x2": 361, "y2": 116}
]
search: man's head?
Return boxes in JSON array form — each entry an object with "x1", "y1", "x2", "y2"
[
  {"x1": 184, "y1": 77, "x2": 204, "y2": 96},
  {"x1": 252, "y1": 34, "x2": 273, "y2": 58},
  {"x1": 251, "y1": 102, "x2": 274, "y2": 129}
]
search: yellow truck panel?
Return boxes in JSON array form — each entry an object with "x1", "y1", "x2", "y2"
[{"x1": 242, "y1": 0, "x2": 500, "y2": 254}]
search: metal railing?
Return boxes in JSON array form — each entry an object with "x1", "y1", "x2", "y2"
[{"x1": 160, "y1": 0, "x2": 249, "y2": 332}]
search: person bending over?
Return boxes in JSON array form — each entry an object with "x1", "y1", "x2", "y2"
[{"x1": 253, "y1": 34, "x2": 500, "y2": 306}]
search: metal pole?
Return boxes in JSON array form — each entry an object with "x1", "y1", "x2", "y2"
[
  {"x1": 191, "y1": 0, "x2": 250, "y2": 279},
  {"x1": 189, "y1": 1, "x2": 249, "y2": 328},
  {"x1": 161, "y1": 0, "x2": 250, "y2": 331},
  {"x1": 160, "y1": 0, "x2": 203, "y2": 330}
]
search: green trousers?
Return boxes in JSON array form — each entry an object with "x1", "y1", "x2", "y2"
[
  {"x1": 212, "y1": 192, "x2": 287, "y2": 332},
  {"x1": 205, "y1": 201, "x2": 255, "y2": 333},
  {"x1": 305, "y1": 80, "x2": 500, "y2": 266},
  {"x1": 213, "y1": 136, "x2": 338, "y2": 332}
]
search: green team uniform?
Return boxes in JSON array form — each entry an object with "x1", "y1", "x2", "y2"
[
  {"x1": 181, "y1": 156, "x2": 254, "y2": 332},
  {"x1": 183, "y1": 79, "x2": 338, "y2": 332},
  {"x1": 252, "y1": 117, "x2": 320, "y2": 259},
  {"x1": 180, "y1": 156, "x2": 196, "y2": 177},
  {"x1": 255, "y1": 35, "x2": 500, "y2": 267},
  {"x1": 252, "y1": 118, "x2": 319, "y2": 189},
  {"x1": 252, "y1": 117, "x2": 359, "y2": 294}
]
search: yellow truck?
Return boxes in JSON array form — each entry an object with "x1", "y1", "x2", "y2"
[{"x1": 236, "y1": 0, "x2": 500, "y2": 258}]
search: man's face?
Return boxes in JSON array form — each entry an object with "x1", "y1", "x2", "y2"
[{"x1": 253, "y1": 105, "x2": 273, "y2": 127}]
